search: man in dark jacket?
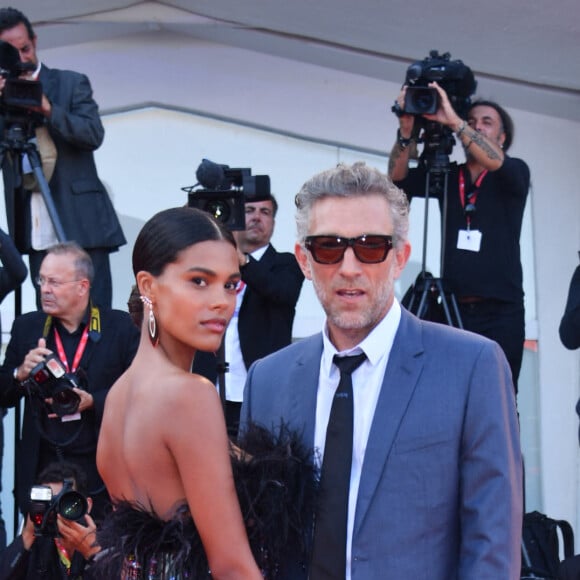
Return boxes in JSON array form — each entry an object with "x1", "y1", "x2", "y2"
[
  {"x1": 0, "y1": 7, "x2": 126, "y2": 308},
  {"x1": 559, "y1": 260, "x2": 580, "y2": 350},
  {"x1": 0, "y1": 242, "x2": 139, "y2": 521},
  {"x1": 193, "y1": 194, "x2": 304, "y2": 437}
]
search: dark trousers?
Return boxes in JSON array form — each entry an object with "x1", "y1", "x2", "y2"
[
  {"x1": 29, "y1": 248, "x2": 113, "y2": 309},
  {"x1": 458, "y1": 299, "x2": 525, "y2": 393}
]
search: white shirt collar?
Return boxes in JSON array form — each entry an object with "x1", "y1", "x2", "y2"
[
  {"x1": 249, "y1": 244, "x2": 269, "y2": 261},
  {"x1": 321, "y1": 298, "x2": 402, "y2": 375}
]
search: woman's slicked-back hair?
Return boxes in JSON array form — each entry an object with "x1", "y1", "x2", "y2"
[{"x1": 132, "y1": 207, "x2": 236, "y2": 277}]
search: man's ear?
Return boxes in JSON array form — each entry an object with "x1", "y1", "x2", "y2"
[
  {"x1": 295, "y1": 242, "x2": 312, "y2": 280},
  {"x1": 393, "y1": 241, "x2": 412, "y2": 281},
  {"x1": 75, "y1": 275, "x2": 90, "y2": 296}
]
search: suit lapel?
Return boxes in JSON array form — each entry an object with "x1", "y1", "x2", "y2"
[
  {"x1": 285, "y1": 334, "x2": 323, "y2": 447},
  {"x1": 39, "y1": 65, "x2": 58, "y2": 103},
  {"x1": 353, "y1": 310, "x2": 425, "y2": 534}
]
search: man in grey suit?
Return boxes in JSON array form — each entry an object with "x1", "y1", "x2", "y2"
[
  {"x1": 240, "y1": 162, "x2": 523, "y2": 579},
  {"x1": 0, "y1": 7, "x2": 126, "y2": 308}
]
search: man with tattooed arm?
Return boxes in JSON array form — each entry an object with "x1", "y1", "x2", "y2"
[{"x1": 388, "y1": 82, "x2": 530, "y2": 393}]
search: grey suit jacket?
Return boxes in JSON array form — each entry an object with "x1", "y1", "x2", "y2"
[
  {"x1": 2, "y1": 64, "x2": 126, "y2": 253},
  {"x1": 240, "y1": 307, "x2": 523, "y2": 580}
]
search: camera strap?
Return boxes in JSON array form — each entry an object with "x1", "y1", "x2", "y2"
[
  {"x1": 459, "y1": 167, "x2": 488, "y2": 228},
  {"x1": 43, "y1": 304, "x2": 101, "y2": 372},
  {"x1": 53, "y1": 326, "x2": 89, "y2": 374}
]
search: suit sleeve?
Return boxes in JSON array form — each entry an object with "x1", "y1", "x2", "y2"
[
  {"x1": 0, "y1": 228, "x2": 27, "y2": 304},
  {"x1": 241, "y1": 253, "x2": 304, "y2": 307},
  {"x1": 559, "y1": 265, "x2": 580, "y2": 350},
  {"x1": 47, "y1": 71, "x2": 105, "y2": 151},
  {"x1": 0, "y1": 319, "x2": 33, "y2": 408},
  {"x1": 0, "y1": 534, "x2": 30, "y2": 580},
  {"x1": 459, "y1": 340, "x2": 523, "y2": 577}
]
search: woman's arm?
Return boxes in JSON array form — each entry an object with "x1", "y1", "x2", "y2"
[{"x1": 167, "y1": 379, "x2": 262, "y2": 580}]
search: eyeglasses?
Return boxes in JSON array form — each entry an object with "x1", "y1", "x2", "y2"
[
  {"x1": 304, "y1": 235, "x2": 394, "y2": 264},
  {"x1": 35, "y1": 276, "x2": 81, "y2": 289}
]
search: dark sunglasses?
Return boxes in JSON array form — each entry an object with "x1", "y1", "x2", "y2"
[{"x1": 304, "y1": 234, "x2": 394, "y2": 264}]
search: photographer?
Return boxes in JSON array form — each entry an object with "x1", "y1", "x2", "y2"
[
  {"x1": 0, "y1": 461, "x2": 100, "y2": 579},
  {"x1": 0, "y1": 227, "x2": 27, "y2": 548},
  {"x1": 193, "y1": 194, "x2": 304, "y2": 437},
  {"x1": 0, "y1": 241, "x2": 139, "y2": 521},
  {"x1": 559, "y1": 260, "x2": 580, "y2": 350},
  {"x1": 0, "y1": 7, "x2": 126, "y2": 308},
  {"x1": 388, "y1": 81, "x2": 530, "y2": 393}
]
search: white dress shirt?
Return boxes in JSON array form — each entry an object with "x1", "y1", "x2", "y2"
[
  {"x1": 222, "y1": 244, "x2": 268, "y2": 402},
  {"x1": 315, "y1": 299, "x2": 402, "y2": 580}
]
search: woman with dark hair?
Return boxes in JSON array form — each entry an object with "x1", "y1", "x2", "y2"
[
  {"x1": 96, "y1": 207, "x2": 261, "y2": 579},
  {"x1": 96, "y1": 207, "x2": 315, "y2": 579}
]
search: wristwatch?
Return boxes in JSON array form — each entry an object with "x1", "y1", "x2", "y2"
[
  {"x1": 12, "y1": 367, "x2": 19, "y2": 382},
  {"x1": 397, "y1": 129, "x2": 412, "y2": 149}
]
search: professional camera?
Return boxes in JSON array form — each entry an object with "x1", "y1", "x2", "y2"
[
  {"x1": 25, "y1": 354, "x2": 82, "y2": 417},
  {"x1": 184, "y1": 158, "x2": 271, "y2": 230},
  {"x1": 29, "y1": 479, "x2": 88, "y2": 537},
  {"x1": 0, "y1": 39, "x2": 42, "y2": 110},
  {"x1": 394, "y1": 50, "x2": 476, "y2": 119}
]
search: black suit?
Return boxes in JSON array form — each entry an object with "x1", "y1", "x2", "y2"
[
  {"x1": 1, "y1": 64, "x2": 126, "y2": 308},
  {"x1": 0, "y1": 307, "x2": 139, "y2": 518},
  {"x1": 0, "y1": 228, "x2": 27, "y2": 548},
  {"x1": 560, "y1": 264, "x2": 580, "y2": 350},
  {"x1": 193, "y1": 244, "x2": 304, "y2": 432}
]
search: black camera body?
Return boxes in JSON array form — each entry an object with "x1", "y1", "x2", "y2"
[
  {"x1": 26, "y1": 355, "x2": 82, "y2": 417},
  {"x1": 399, "y1": 50, "x2": 477, "y2": 119},
  {"x1": 29, "y1": 479, "x2": 88, "y2": 537},
  {"x1": 0, "y1": 39, "x2": 42, "y2": 110},
  {"x1": 185, "y1": 159, "x2": 271, "y2": 230}
]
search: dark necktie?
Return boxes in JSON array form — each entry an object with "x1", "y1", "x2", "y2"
[{"x1": 310, "y1": 352, "x2": 367, "y2": 579}]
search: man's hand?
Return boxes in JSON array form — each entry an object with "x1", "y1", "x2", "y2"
[
  {"x1": 21, "y1": 514, "x2": 36, "y2": 551},
  {"x1": 422, "y1": 81, "x2": 463, "y2": 131},
  {"x1": 57, "y1": 513, "x2": 100, "y2": 560},
  {"x1": 395, "y1": 86, "x2": 415, "y2": 138},
  {"x1": 73, "y1": 388, "x2": 94, "y2": 413},
  {"x1": 45, "y1": 387, "x2": 93, "y2": 419},
  {"x1": 15, "y1": 338, "x2": 53, "y2": 383}
]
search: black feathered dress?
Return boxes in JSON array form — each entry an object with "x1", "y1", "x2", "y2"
[{"x1": 95, "y1": 425, "x2": 318, "y2": 579}]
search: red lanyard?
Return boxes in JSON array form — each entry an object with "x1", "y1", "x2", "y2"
[
  {"x1": 459, "y1": 167, "x2": 488, "y2": 228},
  {"x1": 53, "y1": 325, "x2": 89, "y2": 373}
]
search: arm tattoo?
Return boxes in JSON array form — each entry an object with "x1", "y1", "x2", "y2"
[
  {"x1": 388, "y1": 146, "x2": 402, "y2": 175},
  {"x1": 465, "y1": 128, "x2": 502, "y2": 161}
]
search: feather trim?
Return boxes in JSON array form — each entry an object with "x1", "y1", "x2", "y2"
[{"x1": 96, "y1": 423, "x2": 318, "y2": 578}]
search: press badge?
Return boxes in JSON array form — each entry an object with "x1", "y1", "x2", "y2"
[{"x1": 457, "y1": 229, "x2": 482, "y2": 252}]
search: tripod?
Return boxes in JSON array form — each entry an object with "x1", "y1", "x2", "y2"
[
  {"x1": 403, "y1": 123, "x2": 463, "y2": 329},
  {"x1": 0, "y1": 114, "x2": 67, "y2": 537}
]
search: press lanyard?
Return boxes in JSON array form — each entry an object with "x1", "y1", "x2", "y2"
[
  {"x1": 459, "y1": 167, "x2": 488, "y2": 228},
  {"x1": 53, "y1": 325, "x2": 89, "y2": 373}
]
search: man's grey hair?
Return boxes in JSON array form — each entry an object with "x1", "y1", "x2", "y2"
[
  {"x1": 46, "y1": 242, "x2": 94, "y2": 284},
  {"x1": 295, "y1": 161, "x2": 409, "y2": 248}
]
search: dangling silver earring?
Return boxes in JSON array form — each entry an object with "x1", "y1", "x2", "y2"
[{"x1": 140, "y1": 295, "x2": 159, "y2": 347}]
